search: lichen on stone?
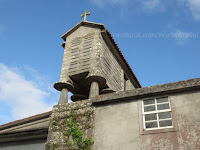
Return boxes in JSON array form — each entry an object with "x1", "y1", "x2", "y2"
[{"x1": 45, "y1": 100, "x2": 94, "y2": 150}]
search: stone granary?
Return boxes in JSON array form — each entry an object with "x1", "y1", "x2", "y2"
[{"x1": 0, "y1": 20, "x2": 200, "y2": 150}]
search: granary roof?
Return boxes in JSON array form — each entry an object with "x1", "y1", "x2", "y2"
[
  {"x1": 61, "y1": 21, "x2": 142, "y2": 88},
  {"x1": 61, "y1": 21, "x2": 105, "y2": 40}
]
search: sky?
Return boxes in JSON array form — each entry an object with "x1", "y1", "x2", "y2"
[{"x1": 0, "y1": 0, "x2": 199, "y2": 125}]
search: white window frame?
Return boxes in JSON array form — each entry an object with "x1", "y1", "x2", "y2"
[{"x1": 142, "y1": 97, "x2": 173, "y2": 130}]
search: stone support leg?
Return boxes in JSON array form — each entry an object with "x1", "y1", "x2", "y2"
[
  {"x1": 58, "y1": 88, "x2": 68, "y2": 104},
  {"x1": 89, "y1": 81, "x2": 99, "y2": 98}
]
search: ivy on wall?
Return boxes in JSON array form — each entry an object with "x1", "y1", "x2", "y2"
[
  {"x1": 68, "y1": 117, "x2": 94, "y2": 150},
  {"x1": 46, "y1": 104, "x2": 94, "y2": 150}
]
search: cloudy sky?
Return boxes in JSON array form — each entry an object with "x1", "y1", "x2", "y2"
[{"x1": 0, "y1": 0, "x2": 199, "y2": 125}]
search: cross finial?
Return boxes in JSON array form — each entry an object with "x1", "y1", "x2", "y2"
[{"x1": 81, "y1": 11, "x2": 91, "y2": 21}]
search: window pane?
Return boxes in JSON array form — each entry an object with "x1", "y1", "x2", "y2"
[
  {"x1": 157, "y1": 97, "x2": 168, "y2": 103},
  {"x1": 157, "y1": 103, "x2": 170, "y2": 110},
  {"x1": 145, "y1": 114, "x2": 157, "y2": 121},
  {"x1": 145, "y1": 122, "x2": 158, "y2": 128},
  {"x1": 158, "y1": 112, "x2": 171, "y2": 119},
  {"x1": 159, "y1": 120, "x2": 172, "y2": 127},
  {"x1": 143, "y1": 99, "x2": 155, "y2": 105},
  {"x1": 144, "y1": 105, "x2": 156, "y2": 112}
]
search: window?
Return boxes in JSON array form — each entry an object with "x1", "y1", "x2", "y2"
[{"x1": 142, "y1": 97, "x2": 173, "y2": 130}]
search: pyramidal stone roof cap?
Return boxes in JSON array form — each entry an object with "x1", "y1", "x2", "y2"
[
  {"x1": 61, "y1": 21, "x2": 142, "y2": 88},
  {"x1": 61, "y1": 21, "x2": 106, "y2": 40}
]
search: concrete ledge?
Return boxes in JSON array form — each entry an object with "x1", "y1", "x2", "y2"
[{"x1": 92, "y1": 78, "x2": 200, "y2": 104}]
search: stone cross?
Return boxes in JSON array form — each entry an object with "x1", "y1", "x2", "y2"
[{"x1": 81, "y1": 11, "x2": 91, "y2": 21}]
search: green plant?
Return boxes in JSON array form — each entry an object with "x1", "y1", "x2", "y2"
[
  {"x1": 53, "y1": 121, "x2": 58, "y2": 126},
  {"x1": 45, "y1": 143, "x2": 51, "y2": 149},
  {"x1": 68, "y1": 118, "x2": 94, "y2": 150},
  {"x1": 48, "y1": 107, "x2": 94, "y2": 150},
  {"x1": 52, "y1": 144, "x2": 59, "y2": 150}
]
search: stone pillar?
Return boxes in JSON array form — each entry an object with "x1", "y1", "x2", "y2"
[
  {"x1": 86, "y1": 73, "x2": 106, "y2": 99},
  {"x1": 58, "y1": 88, "x2": 68, "y2": 104},
  {"x1": 54, "y1": 76, "x2": 74, "y2": 105},
  {"x1": 89, "y1": 81, "x2": 99, "y2": 98}
]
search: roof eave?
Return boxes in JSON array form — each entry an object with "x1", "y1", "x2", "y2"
[{"x1": 0, "y1": 111, "x2": 51, "y2": 131}]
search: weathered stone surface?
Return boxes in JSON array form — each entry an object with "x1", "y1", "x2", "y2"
[
  {"x1": 54, "y1": 21, "x2": 140, "y2": 101},
  {"x1": 46, "y1": 100, "x2": 94, "y2": 150},
  {"x1": 58, "y1": 88, "x2": 68, "y2": 105},
  {"x1": 89, "y1": 81, "x2": 99, "y2": 98}
]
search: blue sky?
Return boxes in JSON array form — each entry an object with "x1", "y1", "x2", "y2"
[{"x1": 0, "y1": 0, "x2": 199, "y2": 125}]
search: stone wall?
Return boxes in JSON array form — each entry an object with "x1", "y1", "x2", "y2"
[
  {"x1": 47, "y1": 79, "x2": 200, "y2": 150},
  {"x1": 60, "y1": 26, "x2": 100, "y2": 81},
  {"x1": 59, "y1": 24, "x2": 133, "y2": 95},
  {"x1": 46, "y1": 100, "x2": 94, "y2": 150},
  {"x1": 99, "y1": 35, "x2": 124, "y2": 91}
]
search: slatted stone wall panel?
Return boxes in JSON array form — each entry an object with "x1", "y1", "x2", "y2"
[
  {"x1": 68, "y1": 34, "x2": 94, "y2": 76},
  {"x1": 100, "y1": 39, "x2": 123, "y2": 91},
  {"x1": 60, "y1": 44, "x2": 70, "y2": 81}
]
